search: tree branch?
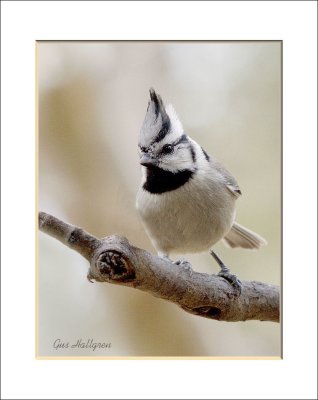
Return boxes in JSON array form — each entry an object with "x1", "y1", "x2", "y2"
[{"x1": 38, "y1": 211, "x2": 280, "y2": 322}]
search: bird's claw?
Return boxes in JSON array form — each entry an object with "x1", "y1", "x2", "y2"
[
  {"x1": 218, "y1": 270, "x2": 242, "y2": 294},
  {"x1": 160, "y1": 256, "x2": 192, "y2": 272}
]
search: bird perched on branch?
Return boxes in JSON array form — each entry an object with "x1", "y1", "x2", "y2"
[{"x1": 136, "y1": 88, "x2": 267, "y2": 292}]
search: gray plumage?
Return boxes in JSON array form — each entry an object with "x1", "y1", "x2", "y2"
[{"x1": 136, "y1": 89, "x2": 267, "y2": 260}]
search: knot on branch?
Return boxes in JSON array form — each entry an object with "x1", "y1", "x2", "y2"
[
  {"x1": 181, "y1": 305, "x2": 223, "y2": 320},
  {"x1": 193, "y1": 306, "x2": 222, "y2": 319},
  {"x1": 88, "y1": 235, "x2": 137, "y2": 283},
  {"x1": 96, "y1": 251, "x2": 135, "y2": 281}
]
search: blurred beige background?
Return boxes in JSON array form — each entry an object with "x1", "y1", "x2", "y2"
[{"x1": 38, "y1": 41, "x2": 281, "y2": 357}]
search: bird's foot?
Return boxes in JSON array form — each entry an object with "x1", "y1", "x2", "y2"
[
  {"x1": 210, "y1": 250, "x2": 242, "y2": 295},
  {"x1": 217, "y1": 269, "x2": 242, "y2": 294},
  {"x1": 160, "y1": 255, "x2": 192, "y2": 270}
]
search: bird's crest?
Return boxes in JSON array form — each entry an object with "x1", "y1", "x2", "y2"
[{"x1": 139, "y1": 89, "x2": 184, "y2": 148}]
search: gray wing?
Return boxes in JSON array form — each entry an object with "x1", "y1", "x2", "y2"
[
  {"x1": 225, "y1": 182, "x2": 242, "y2": 198},
  {"x1": 212, "y1": 157, "x2": 242, "y2": 198}
]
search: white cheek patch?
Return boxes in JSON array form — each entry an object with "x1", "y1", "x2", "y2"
[{"x1": 159, "y1": 146, "x2": 195, "y2": 172}]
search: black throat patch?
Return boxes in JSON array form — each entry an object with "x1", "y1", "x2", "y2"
[{"x1": 143, "y1": 166, "x2": 193, "y2": 194}]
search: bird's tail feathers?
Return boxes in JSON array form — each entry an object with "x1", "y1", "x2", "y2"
[{"x1": 223, "y1": 222, "x2": 267, "y2": 250}]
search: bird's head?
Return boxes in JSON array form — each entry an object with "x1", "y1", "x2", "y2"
[{"x1": 138, "y1": 88, "x2": 196, "y2": 173}]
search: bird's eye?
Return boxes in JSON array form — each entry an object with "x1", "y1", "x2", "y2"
[{"x1": 162, "y1": 144, "x2": 174, "y2": 154}]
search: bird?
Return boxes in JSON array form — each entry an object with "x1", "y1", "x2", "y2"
[{"x1": 136, "y1": 88, "x2": 267, "y2": 292}]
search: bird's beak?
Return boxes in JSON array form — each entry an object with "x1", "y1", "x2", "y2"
[{"x1": 140, "y1": 154, "x2": 158, "y2": 167}]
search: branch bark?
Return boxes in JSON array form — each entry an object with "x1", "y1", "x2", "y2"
[{"x1": 39, "y1": 211, "x2": 280, "y2": 322}]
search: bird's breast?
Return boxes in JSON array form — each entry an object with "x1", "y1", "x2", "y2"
[{"x1": 136, "y1": 172, "x2": 236, "y2": 254}]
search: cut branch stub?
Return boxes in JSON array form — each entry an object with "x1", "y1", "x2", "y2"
[
  {"x1": 88, "y1": 235, "x2": 137, "y2": 284},
  {"x1": 96, "y1": 251, "x2": 135, "y2": 281}
]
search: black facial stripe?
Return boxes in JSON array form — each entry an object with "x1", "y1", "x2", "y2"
[
  {"x1": 152, "y1": 116, "x2": 171, "y2": 144},
  {"x1": 201, "y1": 146, "x2": 210, "y2": 161},
  {"x1": 173, "y1": 134, "x2": 188, "y2": 146},
  {"x1": 143, "y1": 166, "x2": 193, "y2": 194}
]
